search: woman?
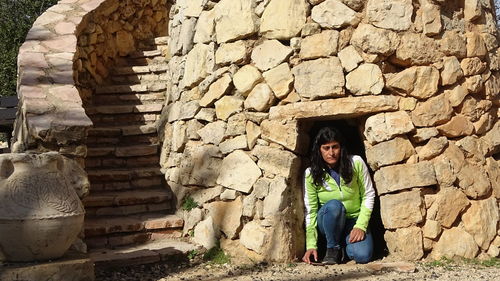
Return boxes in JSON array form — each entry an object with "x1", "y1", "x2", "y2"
[{"x1": 302, "y1": 126, "x2": 375, "y2": 264}]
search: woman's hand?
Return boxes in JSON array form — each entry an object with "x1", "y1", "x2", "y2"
[
  {"x1": 349, "y1": 227, "x2": 365, "y2": 243},
  {"x1": 302, "y1": 248, "x2": 318, "y2": 264}
]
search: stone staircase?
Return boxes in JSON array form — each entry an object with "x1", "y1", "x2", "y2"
[{"x1": 83, "y1": 37, "x2": 193, "y2": 267}]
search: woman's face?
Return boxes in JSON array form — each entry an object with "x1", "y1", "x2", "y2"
[{"x1": 320, "y1": 141, "x2": 341, "y2": 168}]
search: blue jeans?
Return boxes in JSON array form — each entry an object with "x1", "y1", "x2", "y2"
[{"x1": 317, "y1": 199, "x2": 373, "y2": 264}]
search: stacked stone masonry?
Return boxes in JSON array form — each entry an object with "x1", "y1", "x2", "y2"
[{"x1": 161, "y1": 0, "x2": 499, "y2": 262}]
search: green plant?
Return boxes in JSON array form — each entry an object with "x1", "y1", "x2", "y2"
[
  {"x1": 187, "y1": 249, "x2": 198, "y2": 260},
  {"x1": 203, "y1": 242, "x2": 230, "y2": 264},
  {"x1": 181, "y1": 196, "x2": 198, "y2": 211}
]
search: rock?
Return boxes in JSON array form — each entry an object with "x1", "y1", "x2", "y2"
[
  {"x1": 350, "y1": 23, "x2": 399, "y2": 56},
  {"x1": 423, "y1": 220, "x2": 441, "y2": 239},
  {"x1": 311, "y1": 0, "x2": 358, "y2": 29},
  {"x1": 226, "y1": 113, "x2": 248, "y2": 137},
  {"x1": 181, "y1": 145, "x2": 222, "y2": 186},
  {"x1": 171, "y1": 121, "x2": 187, "y2": 152},
  {"x1": 440, "y1": 30, "x2": 467, "y2": 58},
  {"x1": 466, "y1": 32, "x2": 487, "y2": 58},
  {"x1": 183, "y1": 208, "x2": 203, "y2": 234},
  {"x1": 485, "y1": 158, "x2": 500, "y2": 199},
  {"x1": 446, "y1": 84, "x2": 469, "y2": 107},
  {"x1": 366, "y1": 137, "x2": 415, "y2": 170},
  {"x1": 205, "y1": 197, "x2": 243, "y2": 239},
  {"x1": 253, "y1": 178, "x2": 271, "y2": 199},
  {"x1": 220, "y1": 189, "x2": 237, "y2": 200},
  {"x1": 194, "y1": 9, "x2": 216, "y2": 44},
  {"x1": 251, "y1": 40, "x2": 293, "y2": 71},
  {"x1": 464, "y1": 0, "x2": 482, "y2": 21},
  {"x1": 474, "y1": 110, "x2": 495, "y2": 135},
  {"x1": 394, "y1": 33, "x2": 442, "y2": 66},
  {"x1": 183, "y1": 43, "x2": 214, "y2": 88},
  {"x1": 242, "y1": 193, "x2": 257, "y2": 218},
  {"x1": 410, "y1": 127, "x2": 439, "y2": 143},
  {"x1": 292, "y1": 57, "x2": 345, "y2": 100},
  {"x1": 374, "y1": 161, "x2": 437, "y2": 195},
  {"x1": 260, "y1": 0, "x2": 308, "y2": 39},
  {"x1": 199, "y1": 74, "x2": 232, "y2": 107},
  {"x1": 115, "y1": 30, "x2": 134, "y2": 56},
  {"x1": 240, "y1": 220, "x2": 269, "y2": 254},
  {"x1": 219, "y1": 135, "x2": 248, "y2": 154},
  {"x1": 483, "y1": 121, "x2": 500, "y2": 156},
  {"x1": 194, "y1": 217, "x2": 219, "y2": 250},
  {"x1": 462, "y1": 197, "x2": 499, "y2": 250},
  {"x1": 220, "y1": 238, "x2": 265, "y2": 264},
  {"x1": 262, "y1": 63, "x2": 294, "y2": 99},
  {"x1": 214, "y1": 0, "x2": 258, "y2": 43},
  {"x1": 411, "y1": 95, "x2": 453, "y2": 127},
  {"x1": 432, "y1": 144, "x2": 465, "y2": 186},
  {"x1": 215, "y1": 96, "x2": 244, "y2": 120},
  {"x1": 195, "y1": 108, "x2": 216, "y2": 122},
  {"x1": 427, "y1": 187, "x2": 469, "y2": 228},
  {"x1": 338, "y1": 45, "x2": 363, "y2": 72},
  {"x1": 364, "y1": 111, "x2": 414, "y2": 145},
  {"x1": 215, "y1": 41, "x2": 248, "y2": 66},
  {"x1": 261, "y1": 120, "x2": 299, "y2": 152},
  {"x1": 460, "y1": 57, "x2": 487, "y2": 76},
  {"x1": 233, "y1": 65, "x2": 262, "y2": 95},
  {"x1": 457, "y1": 163, "x2": 491, "y2": 199},
  {"x1": 437, "y1": 115, "x2": 474, "y2": 138},
  {"x1": 301, "y1": 22, "x2": 321, "y2": 37},
  {"x1": 385, "y1": 227, "x2": 424, "y2": 260},
  {"x1": 456, "y1": 136, "x2": 487, "y2": 164},
  {"x1": 246, "y1": 121, "x2": 261, "y2": 149},
  {"x1": 300, "y1": 30, "x2": 339, "y2": 59},
  {"x1": 417, "y1": 137, "x2": 448, "y2": 160},
  {"x1": 430, "y1": 227, "x2": 479, "y2": 259},
  {"x1": 244, "y1": 83, "x2": 276, "y2": 112},
  {"x1": 346, "y1": 63, "x2": 384, "y2": 95},
  {"x1": 252, "y1": 145, "x2": 300, "y2": 179},
  {"x1": 422, "y1": 2, "x2": 442, "y2": 36},
  {"x1": 441, "y1": 56, "x2": 464, "y2": 86},
  {"x1": 366, "y1": 0, "x2": 413, "y2": 31},
  {"x1": 380, "y1": 190, "x2": 424, "y2": 229},
  {"x1": 198, "y1": 121, "x2": 226, "y2": 145},
  {"x1": 263, "y1": 177, "x2": 288, "y2": 217},
  {"x1": 217, "y1": 150, "x2": 262, "y2": 193}
]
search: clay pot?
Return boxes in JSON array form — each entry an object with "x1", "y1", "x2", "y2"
[{"x1": 0, "y1": 152, "x2": 85, "y2": 262}]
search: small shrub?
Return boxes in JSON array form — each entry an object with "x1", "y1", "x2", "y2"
[
  {"x1": 181, "y1": 196, "x2": 198, "y2": 211},
  {"x1": 203, "y1": 242, "x2": 230, "y2": 264},
  {"x1": 187, "y1": 249, "x2": 198, "y2": 260}
]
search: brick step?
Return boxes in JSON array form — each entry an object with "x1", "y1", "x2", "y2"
[
  {"x1": 86, "y1": 166, "x2": 162, "y2": 183},
  {"x1": 88, "y1": 238, "x2": 197, "y2": 268},
  {"x1": 154, "y1": 36, "x2": 169, "y2": 46},
  {"x1": 92, "y1": 92, "x2": 165, "y2": 105},
  {"x1": 88, "y1": 123, "x2": 157, "y2": 137},
  {"x1": 83, "y1": 189, "x2": 171, "y2": 208},
  {"x1": 89, "y1": 112, "x2": 159, "y2": 126},
  {"x1": 87, "y1": 143, "x2": 159, "y2": 158},
  {"x1": 86, "y1": 103, "x2": 163, "y2": 115},
  {"x1": 111, "y1": 63, "x2": 168, "y2": 76},
  {"x1": 88, "y1": 175, "x2": 163, "y2": 192},
  {"x1": 95, "y1": 83, "x2": 166, "y2": 94},
  {"x1": 84, "y1": 213, "x2": 182, "y2": 237},
  {"x1": 86, "y1": 201, "x2": 171, "y2": 217},
  {"x1": 86, "y1": 155, "x2": 160, "y2": 169},
  {"x1": 109, "y1": 73, "x2": 168, "y2": 85},
  {"x1": 86, "y1": 134, "x2": 159, "y2": 148},
  {"x1": 86, "y1": 229, "x2": 182, "y2": 249},
  {"x1": 128, "y1": 49, "x2": 163, "y2": 59}
]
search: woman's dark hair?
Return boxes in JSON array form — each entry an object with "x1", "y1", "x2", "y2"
[{"x1": 310, "y1": 126, "x2": 353, "y2": 186}]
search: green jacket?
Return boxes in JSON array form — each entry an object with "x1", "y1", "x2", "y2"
[{"x1": 304, "y1": 155, "x2": 375, "y2": 250}]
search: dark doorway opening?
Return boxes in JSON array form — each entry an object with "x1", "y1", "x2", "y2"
[{"x1": 300, "y1": 118, "x2": 388, "y2": 261}]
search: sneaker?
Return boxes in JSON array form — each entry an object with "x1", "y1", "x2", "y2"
[{"x1": 322, "y1": 248, "x2": 341, "y2": 265}]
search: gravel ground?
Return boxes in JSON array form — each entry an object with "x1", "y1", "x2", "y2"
[{"x1": 95, "y1": 258, "x2": 500, "y2": 281}]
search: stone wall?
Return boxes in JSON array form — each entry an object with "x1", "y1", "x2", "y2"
[
  {"x1": 13, "y1": 0, "x2": 169, "y2": 160},
  {"x1": 161, "y1": 0, "x2": 500, "y2": 261}
]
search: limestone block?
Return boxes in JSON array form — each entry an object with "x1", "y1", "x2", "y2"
[
  {"x1": 263, "y1": 177, "x2": 288, "y2": 217},
  {"x1": 466, "y1": 32, "x2": 488, "y2": 58},
  {"x1": 394, "y1": 33, "x2": 442, "y2": 66},
  {"x1": 252, "y1": 145, "x2": 300, "y2": 179},
  {"x1": 445, "y1": 84, "x2": 469, "y2": 107},
  {"x1": 215, "y1": 96, "x2": 244, "y2": 120},
  {"x1": 233, "y1": 65, "x2": 263, "y2": 94},
  {"x1": 410, "y1": 127, "x2": 439, "y2": 143},
  {"x1": 422, "y1": 2, "x2": 441, "y2": 36},
  {"x1": 198, "y1": 121, "x2": 226, "y2": 145},
  {"x1": 485, "y1": 158, "x2": 500, "y2": 199},
  {"x1": 441, "y1": 56, "x2": 464, "y2": 86},
  {"x1": 487, "y1": 236, "x2": 500, "y2": 258},
  {"x1": 338, "y1": 45, "x2": 363, "y2": 72},
  {"x1": 242, "y1": 193, "x2": 257, "y2": 218},
  {"x1": 311, "y1": 0, "x2": 358, "y2": 29},
  {"x1": 186, "y1": 119, "x2": 204, "y2": 140},
  {"x1": 423, "y1": 220, "x2": 441, "y2": 239},
  {"x1": 215, "y1": 41, "x2": 248, "y2": 66},
  {"x1": 191, "y1": 186, "x2": 223, "y2": 205},
  {"x1": 463, "y1": 197, "x2": 498, "y2": 250},
  {"x1": 220, "y1": 189, "x2": 237, "y2": 200},
  {"x1": 484, "y1": 72, "x2": 500, "y2": 100},
  {"x1": 350, "y1": 23, "x2": 399, "y2": 56},
  {"x1": 292, "y1": 57, "x2": 345, "y2": 100},
  {"x1": 380, "y1": 190, "x2": 424, "y2": 229},
  {"x1": 205, "y1": 197, "x2": 243, "y2": 239},
  {"x1": 183, "y1": 43, "x2": 214, "y2": 88},
  {"x1": 366, "y1": 0, "x2": 413, "y2": 31},
  {"x1": 474, "y1": 110, "x2": 495, "y2": 135},
  {"x1": 301, "y1": 22, "x2": 321, "y2": 37},
  {"x1": 432, "y1": 144, "x2": 465, "y2": 186},
  {"x1": 183, "y1": 0, "x2": 207, "y2": 17},
  {"x1": 240, "y1": 220, "x2": 269, "y2": 254},
  {"x1": 221, "y1": 238, "x2": 265, "y2": 264},
  {"x1": 171, "y1": 121, "x2": 187, "y2": 152},
  {"x1": 364, "y1": 111, "x2": 414, "y2": 145},
  {"x1": 374, "y1": 161, "x2": 437, "y2": 195},
  {"x1": 457, "y1": 163, "x2": 492, "y2": 199},
  {"x1": 346, "y1": 63, "x2": 384, "y2": 95},
  {"x1": 366, "y1": 137, "x2": 415, "y2": 170},
  {"x1": 182, "y1": 145, "x2": 222, "y2": 186},
  {"x1": 246, "y1": 121, "x2": 261, "y2": 149},
  {"x1": 411, "y1": 95, "x2": 453, "y2": 127},
  {"x1": 439, "y1": 30, "x2": 467, "y2": 58},
  {"x1": 226, "y1": 113, "x2": 247, "y2": 137},
  {"x1": 195, "y1": 108, "x2": 216, "y2": 122},
  {"x1": 261, "y1": 120, "x2": 299, "y2": 152},
  {"x1": 461, "y1": 57, "x2": 487, "y2": 76},
  {"x1": 254, "y1": 178, "x2": 271, "y2": 199},
  {"x1": 464, "y1": 0, "x2": 482, "y2": 21},
  {"x1": 263, "y1": 63, "x2": 294, "y2": 99},
  {"x1": 183, "y1": 208, "x2": 203, "y2": 234},
  {"x1": 437, "y1": 115, "x2": 474, "y2": 138},
  {"x1": 244, "y1": 83, "x2": 276, "y2": 112},
  {"x1": 194, "y1": 9, "x2": 215, "y2": 44},
  {"x1": 194, "y1": 216, "x2": 219, "y2": 249},
  {"x1": 251, "y1": 40, "x2": 293, "y2": 71},
  {"x1": 214, "y1": 0, "x2": 258, "y2": 43},
  {"x1": 417, "y1": 137, "x2": 448, "y2": 160},
  {"x1": 116, "y1": 30, "x2": 134, "y2": 56},
  {"x1": 428, "y1": 187, "x2": 470, "y2": 228},
  {"x1": 456, "y1": 136, "x2": 488, "y2": 165},
  {"x1": 260, "y1": 0, "x2": 308, "y2": 39},
  {"x1": 460, "y1": 95, "x2": 492, "y2": 121},
  {"x1": 217, "y1": 150, "x2": 262, "y2": 193},
  {"x1": 385, "y1": 227, "x2": 424, "y2": 260},
  {"x1": 300, "y1": 30, "x2": 339, "y2": 59},
  {"x1": 199, "y1": 74, "x2": 232, "y2": 107},
  {"x1": 430, "y1": 227, "x2": 479, "y2": 259},
  {"x1": 220, "y1": 135, "x2": 248, "y2": 154}
]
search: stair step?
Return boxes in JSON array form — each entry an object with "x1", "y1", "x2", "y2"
[
  {"x1": 95, "y1": 83, "x2": 166, "y2": 94},
  {"x1": 154, "y1": 36, "x2": 169, "y2": 45},
  {"x1": 86, "y1": 164, "x2": 161, "y2": 181},
  {"x1": 88, "y1": 239, "x2": 196, "y2": 268},
  {"x1": 88, "y1": 123, "x2": 157, "y2": 137},
  {"x1": 86, "y1": 104, "x2": 163, "y2": 115},
  {"x1": 86, "y1": 230, "x2": 182, "y2": 249},
  {"x1": 110, "y1": 73, "x2": 168, "y2": 85},
  {"x1": 84, "y1": 213, "x2": 183, "y2": 236},
  {"x1": 88, "y1": 175, "x2": 163, "y2": 192},
  {"x1": 89, "y1": 113, "x2": 159, "y2": 126},
  {"x1": 86, "y1": 155, "x2": 160, "y2": 168},
  {"x1": 83, "y1": 189, "x2": 171, "y2": 208},
  {"x1": 92, "y1": 92, "x2": 165, "y2": 105},
  {"x1": 86, "y1": 201, "x2": 171, "y2": 217},
  {"x1": 129, "y1": 49, "x2": 162, "y2": 59}
]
